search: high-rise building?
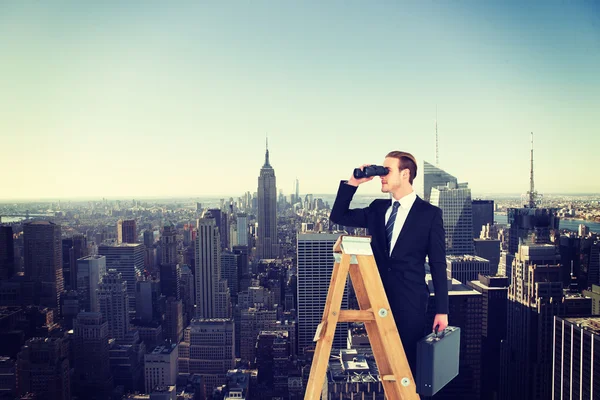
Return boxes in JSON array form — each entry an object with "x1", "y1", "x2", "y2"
[
  {"x1": 98, "y1": 269, "x2": 130, "y2": 340},
  {"x1": 62, "y1": 234, "x2": 88, "y2": 290},
  {"x1": 0, "y1": 225, "x2": 14, "y2": 280},
  {"x1": 195, "y1": 218, "x2": 221, "y2": 318},
  {"x1": 24, "y1": 221, "x2": 64, "y2": 308},
  {"x1": 118, "y1": 219, "x2": 137, "y2": 244},
  {"x1": 164, "y1": 297, "x2": 183, "y2": 344},
  {"x1": 179, "y1": 265, "x2": 195, "y2": 326},
  {"x1": 144, "y1": 343, "x2": 178, "y2": 393},
  {"x1": 73, "y1": 312, "x2": 113, "y2": 399},
  {"x1": 552, "y1": 316, "x2": 600, "y2": 400},
  {"x1": 446, "y1": 255, "x2": 490, "y2": 285},
  {"x1": 240, "y1": 307, "x2": 277, "y2": 364},
  {"x1": 423, "y1": 160, "x2": 457, "y2": 203},
  {"x1": 16, "y1": 336, "x2": 70, "y2": 400},
  {"x1": 426, "y1": 274, "x2": 483, "y2": 400},
  {"x1": 582, "y1": 284, "x2": 600, "y2": 315},
  {"x1": 507, "y1": 208, "x2": 559, "y2": 255},
  {"x1": 431, "y1": 182, "x2": 475, "y2": 255},
  {"x1": 501, "y1": 244, "x2": 592, "y2": 400},
  {"x1": 325, "y1": 349, "x2": 385, "y2": 399},
  {"x1": 206, "y1": 209, "x2": 228, "y2": 250},
  {"x1": 143, "y1": 230, "x2": 155, "y2": 248},
  {"x1": 472, "y1": 200, "x2": 494, "y2": 239},
  {"x1": 221, "y1": 251, "x2": 239, "y2": 303},
  {"x1": 236, "y1": 214, "x2": 248, "y2": 247},
  {"x1": 0, "y1": 356, "x2": 16, "y2": 397},
  {"x1": 98, "y1": 243, "x2": 144, "y2": 312},
  {"x1": 135, "y1": 277, "x2": 161, "y2": 323},
  {"x1": 297, "y1": 233, "x2": 348, "y2": 355},
  {"x1": 474, "y1": 238, "x2": 501, "y2": 276},
  {"x1": 76, "y1": 255, "x2": 107, "y2": 312},
  {"x1": 468, "y1": 274, "x2": 509, "y2": 400},
  {"x1": 256, "y1": 331, "x2": 291, "y2": 397},
  {"x1": 178, "y1": 319, "x2": 235, "y2": 393},
  {"x1": 160, "y1": 222, "x2": 180, "y2": 299},
  {"x1": 257, "y1": 140, "x2": 278, "y2": 259}
]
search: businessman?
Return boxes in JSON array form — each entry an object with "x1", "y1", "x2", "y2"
[{"x1": 330, "y1": 150, "x2": 449, "y2": 375}]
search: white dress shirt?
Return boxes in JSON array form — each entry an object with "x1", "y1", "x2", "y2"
[{"x1": 385, "y1": 190, "x2": 417, "y2": 255}]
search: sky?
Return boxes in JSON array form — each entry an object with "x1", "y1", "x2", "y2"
[{"x1": 1, "y1": 1, "x2": 599, "y2": 200}]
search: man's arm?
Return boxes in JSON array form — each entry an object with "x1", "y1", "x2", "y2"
[
  {"x1": 329, "y1": 181, "x2": 370, "y2": 228},
  {"x1": 428, "y1": 207, "x2": 449, "y2": 316}
]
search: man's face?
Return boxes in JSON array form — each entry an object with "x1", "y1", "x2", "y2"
[{"x1": 380, "y1": 157, "x2": 403, "y2": 193}]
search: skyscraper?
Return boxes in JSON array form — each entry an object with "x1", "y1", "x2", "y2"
[
  {"x1": 76, "y1": 255, "x2": 107, "y2": 312},
  {"x1": 0, "y1": 225, "x2": 14, "y2": 280},
  {"x1": 446, "y1": 255, "x2": 490, "y2": 285},
  {"x1": 24, "y1": 221, "x2": 64, "y2": 308},
  {"x1": 501, "y1": 244, "x2": 592, "y2": 400},
  {"x1": 159, "y1": 222, "x2": 180, "y2": 299},
  {"x1": 164, "y1": 297, "x2": 183, "y2": 344},
  {"x1": 62, "y1": 234, "x2": 88, "y2": 290},
  {"x1": 177, "y1": 319, "x2": 235, "y2": 393},
  {"x1": 144, "y1": 343, "x2": 178, "y2": 394},
  {"x1": 472, "y1": 199, "x2": 494, "y2": 239},
  {"x1": 117, "y1": 219, "x2": 137, "y2": 244},
  {"x1": 431, "y1": 182, "x2": 475, "y2": 255},
  {"x1": 257, "y1": 139, "x2": 278, "y2": 259},
  {"x1": 221, "y1": 251, "x2": 239, "y2": 303},
  {"x1": 297, "y1": 233, "x2": 348, "y2": 355},
  {"x1": 73, "y1": 312, "x2": 113, "y2": 399},
  {"x1": 98, "y1": 269, "x2": 130, "y2": 340},
  {"x1": 553, "y1": 316, "x2": 600, "y2": 400},
  {"x1": 423, "y1": 160, "x2": 457, "y2": 203},
  {"x1": 98, "y1": 243, "x2": 144, "y2": 312},
  {"x1": 236, "y1": 214, "x2": 248, "y2": 247},
  {"x1": 179, "y1": 265, "x2": 195, "y2": 325},
  {"x1": 195, "y1": 218, "x2": 222, "y2": 318},
  {"x1": 16, "y1": 336, "x2": 70, "y2": 400}
]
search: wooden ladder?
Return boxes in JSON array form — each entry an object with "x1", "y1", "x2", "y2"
[{"x1": 304, "y1": 235, "x2": 420, "y2": 400}]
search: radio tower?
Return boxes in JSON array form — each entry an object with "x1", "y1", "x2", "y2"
[
  {"x1": 435, "y1": 106, "x2": 439, "y2": 166},
  {"x1": 526, "y1": 132, "x2": 538, "y2": 208}
]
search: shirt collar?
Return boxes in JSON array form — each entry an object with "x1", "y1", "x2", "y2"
[{"x1": 391, "y1": 190, "x2": 417, "y2": 209}]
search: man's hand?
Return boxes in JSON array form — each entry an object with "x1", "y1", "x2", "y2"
[
  {"x1": 432, "y1": 314, "x2": 448, "y2": 333},
  {"x1": 347, "y1": 164, "x2": 375, "y2": 187}
]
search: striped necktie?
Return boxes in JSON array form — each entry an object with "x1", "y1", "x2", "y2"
[{"x1": 386, "y1": 201, "x2": 401, "y2": 250}]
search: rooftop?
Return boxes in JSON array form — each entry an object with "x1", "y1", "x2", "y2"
[{"x1": 562, "y1": 317, "x2": 600, "y2": 335}]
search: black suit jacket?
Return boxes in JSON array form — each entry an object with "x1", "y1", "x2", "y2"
[{"x1": 330, "y1": 181, "x2": 449, "y2": 316}]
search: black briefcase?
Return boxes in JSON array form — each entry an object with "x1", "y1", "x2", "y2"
[{"x1": 415, "y1": 326, "x2": 460, "y2": 396}]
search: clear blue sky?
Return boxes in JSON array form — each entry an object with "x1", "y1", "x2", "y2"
[{"x1": 1, "y1": 1, "x2": 599, "y2": 200}]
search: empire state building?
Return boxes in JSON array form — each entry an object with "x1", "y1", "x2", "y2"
[{"x1": 257, "y1": 140, "x2": 278, "y2": 259}]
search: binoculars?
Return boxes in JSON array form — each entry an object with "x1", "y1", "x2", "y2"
[{"x1": 353, "y1": 165, "x2": 389, "y2": 179}]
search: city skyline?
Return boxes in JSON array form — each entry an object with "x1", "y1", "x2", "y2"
[{"x1": 2, "y1": 2, "x2": 599, "y2": 198}]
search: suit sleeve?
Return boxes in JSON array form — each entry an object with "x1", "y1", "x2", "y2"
[
  {"x1": 428, "y1": 207, "x2": 449, "y2": 314},
  {"x1": 329, "y1": 180, "x2": 369, "y2": 228}
]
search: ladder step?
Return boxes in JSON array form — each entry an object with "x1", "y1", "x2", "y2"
[
  {"x1": 338, "y1": 309, "x2": 375, "y2": 322},
  {"x1": 313, "y1": 322, "x2": 324, "y2": 342},
  {"x1": 382, "y1": 375, "x2": 396, "y2": 382}
]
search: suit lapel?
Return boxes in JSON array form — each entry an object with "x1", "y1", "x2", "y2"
[{"x1": 391, "y1": 196, "x2": 423, "y2": 255}]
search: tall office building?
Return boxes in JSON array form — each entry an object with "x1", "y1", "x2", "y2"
[
  {"x1": 297, "y1": 233, "x2": 348, "y2": 355},
  {"x1": 196, "y1": 218, "x2": 229, "y2": 318},
  {"x1": 73, "y1": 312, "x2": 113, "y2": 399},
  {"x1": 257, "y1": 140, "x2": 278, "y2": 259},
  {"x1": 76, "y1": 255, "x2": 107, "y2": 312},
  {"x1": 236, "y1": 214, "x2": 248, "y2": 246},
  {"x1": 468, "y1": 274, "x2": 509, "y2": 400},
  {"x1": 98, "y1": 243, "x2": 144, "y2": 312},
  {"x1": 24, "y1": 221, "x2": 64, "y2": 308},
  {"x1": 426, "y1": 275, "x2": 483, "y2": 400},
  {"x1": 179, "y1": 265, "x2": 195, "y2": 325},
  {"x1": 446, "y1": 255, "x2": 490, "y2": 285},
  {"x1": 507, "y1": 208, "x2": 560, "y2": 255},
  {"x1": 240, "y1": 307, "x2": 277, "y2": 364},
  {"x1": 16, "y1": 336, "x2": 70, "y2": 400},
  {"x1": 582, "y1": 285, "x2": 600, "y2": 315},
  {"x1": 178, "y1": 319, "x2": 235, "y2": 393},
  {"x1": 159, "y1": 222, "x2": 180, "y2": 299},
  {"x1": 0, "y1": 225, "x2": 14, "y2": 280},
  {"x1": 501, "y1": 244, "x2": 592, "y2": 400},
  {"x1": 431, "y1": 182, "x2": 475, "y2": 255},
  {"x1": 62, "y1": 234, "x2": 88, "y2": 290},
  {"x1": 164, "y1": 297, "x2": 183, "y2": 344},
  {"x1": 553, "y1": 316, "x2": 600, "y2": 400},
  {"x1": 474, "y1": 238, "x2": 501, "y2": 276},
  {"x1": 472, "y1": 200, "x2": 494, "y2": 239},
  {"x1": 118, "y1": 219, "x2": 137, "y2": 244},
  {"x1": 98, "y1": 269, "x2": 130, "y2": 340},
  {"x1": 256, "y1": 331, "x2": 291, "y2": 397},
  {"x1": 206, "y1": 209, "x2": 229, "y2": 250},
  {"x1": 423, "y1": 160, "x2": 457, "y2": 203},
  {"x1": 221, "y1": 251, "x2": 239, "y2": 302},
  {"x1": 144, "y1": 343, "x2": 178, "y2": 393}
]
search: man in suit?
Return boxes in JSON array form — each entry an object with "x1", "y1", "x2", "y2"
[{"x1": 330, "y1": 150, "x2": 449, "y2": 375}]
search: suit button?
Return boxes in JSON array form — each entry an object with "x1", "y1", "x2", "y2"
[{"x1": 387, "y1": 268, "x2": 392, "y2": 272}]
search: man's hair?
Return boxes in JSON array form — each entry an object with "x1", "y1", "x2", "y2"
[{"x1": 386, "y1": 151, "x2": 418, "y2": 184}]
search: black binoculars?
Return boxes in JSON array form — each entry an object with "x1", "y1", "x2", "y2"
[{"x1": 353, "y1": 165, "x2": 389, "y2": 179}]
